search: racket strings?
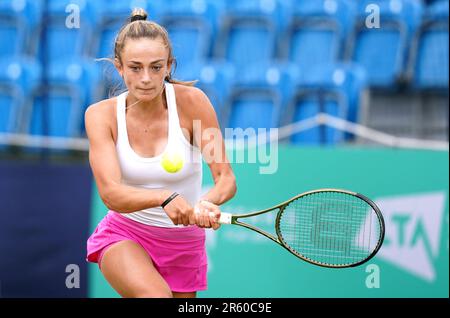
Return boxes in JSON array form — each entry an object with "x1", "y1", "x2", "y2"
[{"x1": 278, "y1": 191, "x2": 382, "y2": 267}]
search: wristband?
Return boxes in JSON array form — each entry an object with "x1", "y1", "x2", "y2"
[{"x1": 161, "y1": 192, "x2": 179, "y2": 208}]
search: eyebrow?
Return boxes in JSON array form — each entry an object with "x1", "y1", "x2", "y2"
[{"x1": 128, "y1": 59, "x2": 165, "y2": 64}]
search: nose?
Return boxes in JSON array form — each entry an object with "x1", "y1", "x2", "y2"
[{"x1": 141, "y1": 69, "x2": 151, "y2": 84}]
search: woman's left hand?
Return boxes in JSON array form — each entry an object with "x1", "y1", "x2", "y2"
[{"x1": 194, "y1": 200, "x2": 221, "y2": 230}]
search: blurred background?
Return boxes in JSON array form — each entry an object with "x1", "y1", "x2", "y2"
[{"x1": 0, "y1": 0, "x2": 448, "y2": 298}]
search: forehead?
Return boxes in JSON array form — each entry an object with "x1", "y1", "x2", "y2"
[{"x1": 121, "y1": 37, "x2": 168, "y2": 63}]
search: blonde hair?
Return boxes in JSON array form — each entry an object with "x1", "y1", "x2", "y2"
[{"x1": 112, "y1": 8, "x2": 196, "y2": 87}]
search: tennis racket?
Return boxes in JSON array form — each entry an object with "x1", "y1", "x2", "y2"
[{"x1": 216, "y1": 188, "x2": 385, "y2": 268}]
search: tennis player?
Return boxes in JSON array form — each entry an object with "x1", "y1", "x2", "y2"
[{"x1": 85, "y1": 8, "x2": 236, "y2": 298}]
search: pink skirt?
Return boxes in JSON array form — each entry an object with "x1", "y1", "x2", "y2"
[{"x1": 86, "y1": 211, "x2": 207, "y2": 292}]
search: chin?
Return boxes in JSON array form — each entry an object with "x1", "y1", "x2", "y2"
[{"x1": 138, "y1": 93, "x2": 155, "y2": 101}]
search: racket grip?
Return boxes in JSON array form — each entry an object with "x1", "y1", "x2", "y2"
[
  {"x1": 196, "y1": 207, "x2": 232, "y2": 224},
  {"x1": 210, "y1": 212, "x2": 232, "y2": 224}
]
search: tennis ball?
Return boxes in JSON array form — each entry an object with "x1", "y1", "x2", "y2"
[{"x1": 161, "y1": 151, "x2": 184, "y2": 173}]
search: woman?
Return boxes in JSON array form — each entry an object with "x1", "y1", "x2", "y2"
[{"x1": 85, "y1": 8, "x2": 236, "y2": 298}]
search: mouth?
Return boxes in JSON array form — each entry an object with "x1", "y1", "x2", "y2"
[{"x1": 137, "y1": 88, "x2": 154, "y2": 92}]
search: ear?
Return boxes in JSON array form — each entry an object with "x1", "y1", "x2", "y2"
[
  {"x1": 166, "y1": 58, "x2": 173, "y2": 76},
  {"x1": 114, "y1": 58, "x2": 123, "y2": 78}
]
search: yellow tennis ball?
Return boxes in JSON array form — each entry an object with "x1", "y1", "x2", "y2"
[{"x1": 161, "y1": 151, "x2": 184, "y2": 173}]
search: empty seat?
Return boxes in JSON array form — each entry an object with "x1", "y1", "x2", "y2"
[
  {"x1": 0, "y1": 0, "x2": 43, "y2": 58},
  {"x1": 0, "y1": 57, "x2": 41, "y2": 150},
  {"x1": 214, "y1": 0, "x2": 288, "y2": 72},
  {"x1": 0, "y1": 57, "x2": 41, "y2": 132},
  {"x1": 175, "y1": 60, "x2": 235, "y2": 123},
  {"x1": 408, "y1": 0, "x2": 449, "y2": 90},
  {"x1": 282, "y1": 0, "x2": 356, "y2": 73},
  {"x1": 24, "y1": 59, "x2": 99, "y2": 139},
  {"x1": 160, "y1": 0, "x2": 221, "y2": 66},
  {"x1": 40, "y1": 0, "x2": 99, "y2": 65},
  {"x1": 222, "y1": 62, "x2": 297, "y2": 130},
  {"x1": 284, "y1": 63, "x2": 367, "y2": 145},
  {"x1": 346, "y1": 0, "x2": 423, "y2": 89},
  {"x1": 96, "y1": 59, "x2": 126, "y2": 100}
]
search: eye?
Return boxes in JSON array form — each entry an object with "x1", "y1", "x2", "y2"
[
  {"x1": 152, "y1": 65, "x2": 162, "y2": 72},
  {"x1": 130, "y1": 66, "x2": 140, "y2": 72}
]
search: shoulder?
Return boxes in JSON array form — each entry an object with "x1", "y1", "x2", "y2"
[
  {"x1": 173, "y1": 83, "x2": 209, "y2": 104},
  {"x1": 172, "y1": 83, "x2": 217, "y2": 122},
  {"x1": 85, "y1": 96, "x2": 117, "y2": 123},
  {"x1": 84, "y1": 96, "x2": 118, "y2": 137}
]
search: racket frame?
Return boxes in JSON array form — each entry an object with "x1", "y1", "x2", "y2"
[{"x1": 221, "y1": 188, "x2": 385, "y2": 268}]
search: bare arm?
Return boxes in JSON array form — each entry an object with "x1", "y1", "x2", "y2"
[
  {"x1": 179, "y1": 87, "x2": 237, "y2": 230},
  {"x1": 85, "y1": 103, "x2": 172, "y2": 213},
  {"x1": 189, "y1": 88, "x2": 237, "y2": 205}
]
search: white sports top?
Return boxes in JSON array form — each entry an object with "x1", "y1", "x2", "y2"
[{"x1": 115, "y1": 83, "x2": 203, "y2": 227}]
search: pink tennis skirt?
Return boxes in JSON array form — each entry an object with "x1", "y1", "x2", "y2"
[{"x1": 86, "y1": 211, "x2": 207, "y2": 293}]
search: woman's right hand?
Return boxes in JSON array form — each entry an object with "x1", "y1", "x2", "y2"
[{"x1": 162, "y1": 194, "x2": 196, "y2": 226}]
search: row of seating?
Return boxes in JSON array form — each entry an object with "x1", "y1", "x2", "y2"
[
  {"x1": 0, "y1": 0, "x2": 448, "y2": 150},
  {"x1": 1, "y1": 0, "x2": 448, "y2": 90},
  {"x1": 0, "y1": 56, "x2": 367, "y2": 146}
]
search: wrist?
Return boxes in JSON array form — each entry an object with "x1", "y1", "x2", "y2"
[
  {"x1": 161, "y1": 192, "x2": 179, "y2": 208},
  {"x1": 200, "y1": 198, "x2": 216, "y2": 205},
  {"x1": 159, "y1": 189, "x2": 173, "y2": 206}
]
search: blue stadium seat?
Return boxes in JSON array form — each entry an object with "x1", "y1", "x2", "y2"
[
  {"x1": 93, "y1": 0, "x2": 164, "y2": 59},
  {"x1": 284, "y1": 63, "x2": 367, "y2": 145},
  {"x1": 222, "y1": 62, "x2": 297, "y2": 130},
  {"x1": 304, "y1": 62, "x2": 368, "y2": 126},
  {"x1": 96, "y1": 60, "x2": 126, "y2": 100},
  {"x1": 175, "y1": 60, "x2": 235, "y2": 123},
  {"x1": 0, "y1": 0, "x2": 43, "y2": 58},
  {"x1": 214, "y1": 0, "x2": 289, "y2": 72},
  {"x1": 24, "y1": 59, "x2": 99, "y2": 139},
  {"x1": 282, "y1": 0, "x2": 356, "y2": 73},
  {"x1": 346, "y1": 0, "x2": 423, "y2": 89},
  {"x1": 408, "y1": 0, "x2": 449, "y2": 90},
  {"x1": 0, "y1": 57, "x2": 41, "y2": 150},
  {"x1": 40, "y1": 0, "x2": 99, "y2": 65},
  {"x1": 161, "y1": 0, "x2": 221, "y2": 67}
]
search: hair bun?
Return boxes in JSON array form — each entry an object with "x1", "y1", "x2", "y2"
[{"x1": 130, "y1": 8, "x2": 148, "y2": 22}]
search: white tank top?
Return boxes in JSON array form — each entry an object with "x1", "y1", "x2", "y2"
[{"x1": 115, "y1": 83, "x2": 203, "y2": 227}]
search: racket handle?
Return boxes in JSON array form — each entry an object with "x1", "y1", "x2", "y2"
[
  {"x1": 194, "y1": 201, "x2": 233, "y2": 224},
  {"x1": 194, "y1": 207, "x2": 232, "y2": 224},
  {"x1": 210, "y1": 212, "x2": 232, "y2": 224}
]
